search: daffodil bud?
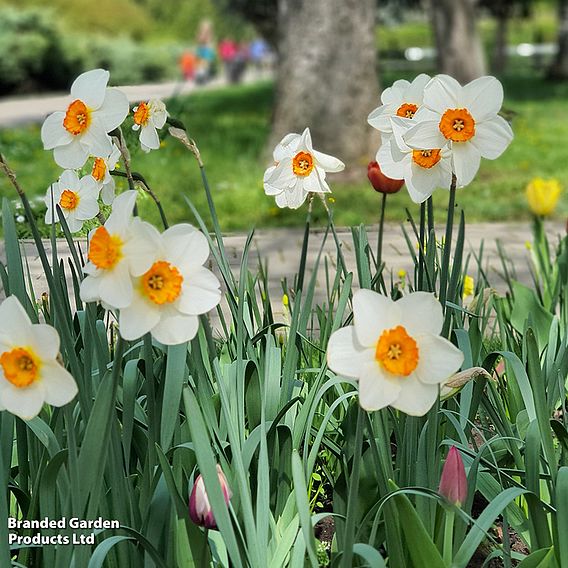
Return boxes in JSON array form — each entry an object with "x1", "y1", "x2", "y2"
[
  {"x1": 439, "y1": 446, "x2": 467, "y2": 507},
  {"x1": 526, "y1": 178, "x2": 561, "y2": 217},
  {"x1": 367, "y1": 161, "x2": 404, "y2": 194},
  {"x1": 189, "y1": 465, "x2": 232, "y2": 529}
]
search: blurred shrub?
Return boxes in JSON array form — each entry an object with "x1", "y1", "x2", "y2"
[
  {"x1": 0, "y1": 7, "x2": 79, "y2": 94},
  {"x1": 0, "y1": 7, "x2": 180, "y2": 95}
]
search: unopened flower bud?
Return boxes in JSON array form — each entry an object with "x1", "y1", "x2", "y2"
[
  {"x1": 367, "y1": 161, "x2": 404, "y2": 194},
  {"x1": 189, "y1": 464, "x2": 232, "y2": 529},
  {"x1": 439, "y1": 446, "x2": 467, "y2": 506}
]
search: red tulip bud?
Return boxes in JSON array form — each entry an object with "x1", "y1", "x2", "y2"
[
  {"x1": 367, "y1": 161, "x2": 404, "y2": 194},
  {"x1": 189, "y1": 465, "x2": 232, "y2": 529},
  {"x1": 439, "y1": 446, "x2": 467, "y2": 506}
]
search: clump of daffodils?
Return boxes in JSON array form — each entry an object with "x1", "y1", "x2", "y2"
[
  {"x1": 369, "y1": 74, "x2": 514, "y2": 202},
  {"x1": 80, "y1": 191, "x2": 221, "y2": 345}
]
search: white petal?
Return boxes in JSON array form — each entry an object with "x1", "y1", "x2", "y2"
[
  {"x1": 327, "y1": 326, "x2": 372, "y2": 379},
  {"x1": 41, "y1": 361, "x2": 78, "y2": 406},
  {"x1": 151, "y1": 310, "x2": 199, "y2": 345},
  {"x1": 405, "y1": 73, "x2": 431, "y2": 104},
  {"x1": 163, "y1": 224, "x2": 207, "y2": 267},
  {"x1": 80, "y1": 123, "x2": 113, "y2": 158},
  {"x1": 353, "y1": 289, "x2": 399, "y2": 348},
  {"x1": 406, "y1": 165, "x2": 437, "y2": 203},
  {"x1": 30, "y1": 323, "x2": 59, "y2": 359},
  {"x1": 452, "y1": 142, "x2": 481, "y2": 187},
  {"x1": 76, "y1": 196, "x2": 99, "y2": 221},
  {"x1": 59, "y1": 170, "x2": 80, "y2": 190},
  {"x1": 79, "y1": 275, "x2": 101, "y2": 303},
  {"x1": 404, "y1": 121, "x2": 447, "y2": 150},
  {"x1": 98, "y1": 264, "x2": 133, "y2": 309},
  {"x1": 299, "y1": 128, "x2": 313, "y2": 152},
  {"x1": 313, "y1": 150, "x2": 345, "y2": 173},
  {"x1": 177, "y1": 267, "x2": 221, "y2": 315},
  {"x1": 63, "y1": 213, "x2": 83, "y2": 233},
  {"x1": 53, "y1": 138, "x2": 89, "y2": 169},
  {"x1": 274, "y1": 192, "x2": 288, "y2": 208},
  {"x1": 397, "y1": 292, "x2": 444, "y2": 335},
  {"x1": 41, "y1": 112, "x2": 73, "y2": 150},
  {"x1": 265, "y1": 160, "x2": 295, "y2": 189},
  {"x1": 105, "y1": 191, "x2": 137, "y2": 234},
  {"x1": 96, "y1": 88, "x2": 129, "y2": 132},
  {"x1": 70, "y1": 69, "x2": 109, "y2": 109},
  {"x1": 0, "y1": 297, "x2": 33, "y2": 344},
  {"x1": 459, "y1": 76, "x2": 503, "y2": 121},
  {"x1": 139, "y1": 124, "x2": 160, "y2": 150},
  {"x1": 413, "y1": 334, "x2": 464, "y2": 385},
  {"x1": 471, "y1": 116, "x2": 513, "y2": 160},
  {"x1": 367, "y1": 104, "x2": 396, "y2": 133},
  {"x1": 423, "y1": 75, "x2": 461, "y2": 114},
  {"x1": 381, "y1": 81, "x2": 408, "y2": 105},
  {"x1": 358, "y1": 361, "x2": 401, "y2": 411},
  {"x1": 391, "y1": 375, "x2": 439, "y2": 416},
  {"x1": 119, "y1": 293, "x2": 161, "y2": 341},
  {"x1": 303, "y1": 171, "x2": 323, "y2": 193},
  {"x1": 0, "y1": 382, "x2": 46, "y2": 421},
  {"x1": 377, "y1": 141, "x2": 406, "y2": 180},
  {"x1": 101, "y1": 180, "x2": 116, "y2": 205}
]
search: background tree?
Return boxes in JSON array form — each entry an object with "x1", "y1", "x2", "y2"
[
  {"x1": 548, "y1": 0, "x2": 568, "y2": 78},
  {"x1": 429, "y1": 0, "x2": 486, "y2": 83},
  {"x1": 222, "y1": 0, "x2": 380, "y2": 169}
]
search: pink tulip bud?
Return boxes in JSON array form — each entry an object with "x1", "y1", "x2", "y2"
[
  {"x1": 439, "y1": 446, "x2": 467, "y2": 506},
  {"x1": 189, "y1": 464, "x2": 232, "y2": 529}
]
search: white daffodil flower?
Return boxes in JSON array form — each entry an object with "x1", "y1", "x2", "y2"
[
  {"x1": 41, "y1": 69, "x2": 129, "y2": 169},
  {"x1": 118, "y1": 224, "x2": 221, "y2": 345},
  {"x1": 367, "y1": 73, "x2": 431, "y2": 136},
  {"x1": 44, "y1": 170, "x2": 99, "y2": 233},
  {"x1": 327, "y1": 290, "x2": 464, "y2": 416},
  {"x1": 263, "y1": 127, "x2": 345, "y2": 209},
  {"x1": 91, "y1": 144, "x2": 121, "y2": 205},
  {"x1": 132, "y1": 99, "x2": 168, "y2": 152},
  {"x1": 376, "y1": 117, "x2": 453, "y2": 203},
  {"x1": 403, "y1": 75, "x2": 513, "y2": 187},
  {"x1": 80, "y1": 191, "x2": 158, "y2": 309},
  {"x1": 0, "y1": 296, "x2": 78, "y2": 420}
]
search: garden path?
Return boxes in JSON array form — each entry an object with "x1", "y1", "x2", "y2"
[{"x1": 0, "y1": 221, "x2": 563, "y2": 326}]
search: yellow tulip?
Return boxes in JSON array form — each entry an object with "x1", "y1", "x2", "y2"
[
  {"x1": 462, "y1": 275, "x2": 474, "y2": 299},
  {"x1": 526, "y1": 178, "x2": 561, "y2": 216}
]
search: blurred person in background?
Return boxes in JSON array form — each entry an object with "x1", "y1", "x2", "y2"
[
  {"x1": 179, "y1": 50, "x2": 197, "y2": 81},
  {"x1": 219, "y1": 38, "x2": 238, "y2": 82},
  {"x1": 195, "y1": 19, "x2": 216, "y2": 84}
]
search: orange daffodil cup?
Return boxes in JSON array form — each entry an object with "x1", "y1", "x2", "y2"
[
  {"x1": 263, "y1": 127, "x2": 345, "y2": 209},
  {"x1": 327, "y1": 290, "x2": 464, "y2": 415},
  {"x1": 41, "y1": 69, "x2": 129, "y2": 169},
  {"x1": 370, "y1": 74, "x2": 513, "y2": 202},
  {"x1": 0, "y1": 297, "x2": 78, "y2": 420}
]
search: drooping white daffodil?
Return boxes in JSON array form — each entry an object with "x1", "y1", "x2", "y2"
[
  {"x1": 80, "y1": 191, "x2": 158, "y2": 309},
  {"x1": 367, "y1": 74, "x2": 431, "y2": 136},
  {"x1": 44, "y1": 170, "x2": 99, "y2": 233},
  {"x1": 41, "y1": 69, "x2": 129, "y2": 169},
  {"x1": 91, "y1": 144, "x2": 121, "y2": 205},
  {"x1": 132, "y1": 99, "x2": 168, "y2": 152},
  {"x1": 376, "y1": 117, "x2": 453, "y2": 203},
  {"x1": 263, "y1": 128, "x2": 345, "y2": 209},
  {"x1": 0, "y1": 296, "x2": 78, "y2": 420},
  {"x1": 403, "y1": 75, "x2": 513, "y2": 187},
  {"x1": 118, "y1": 223, "x2": 221, "y2": 345},
  {"x1": 327, "y1": 290, "x2": 464, "y2": 415}
]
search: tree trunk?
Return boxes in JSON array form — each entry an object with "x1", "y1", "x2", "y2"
[
  {"x1": 548, "y1": 0, "x2": 568, "y2": 79},
  {"x1": 269, "y1": 0, "x2": 379, "y2": 170},
  {"x1": 430, "y1": 0, "x2": 486, "y2": 84},
  {"x1": 492, "y1": 13, "x2": 508, "y2": 75}
]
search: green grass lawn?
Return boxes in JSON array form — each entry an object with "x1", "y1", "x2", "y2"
[{"x1": 1, "y1": 67, "x2": 568, "y2": 233}]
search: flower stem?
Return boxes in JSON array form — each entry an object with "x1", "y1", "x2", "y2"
[
  {"x1": 342, "y1": 407, "x2": 365, "y2": 568},
  {"x1": 418, "y1": 201, "x2": 426, "y2": 291},
  {"x1": 439, "y1": 175, "x2": 457, "y2": 309},
  {"x1": 321, "y1": 195, "x2": 348, "y2": 278},
  {"x1": 377, "y1": 192, "x2": 387, "y2": 274},
  {"x1": 296, "y1": 196, "x2": 313, "y2": 293},
  {"x1": 443, "y1": 509, "x2": 455, "y2": 565}
]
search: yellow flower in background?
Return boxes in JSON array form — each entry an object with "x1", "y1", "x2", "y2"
[
  {"x1": 398, "y1": 269, "x2": 407, "y2": 280},
  {"x1": 526, "y1": 178, "x2": 561, "y2": 216},
  {"x1": 462, "y1": 275, "x2": 474, "y2": 299},
  {"x1": 282, "y1": 293, "x2": 289, "y2": 308}
]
